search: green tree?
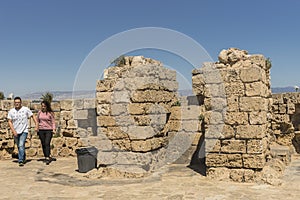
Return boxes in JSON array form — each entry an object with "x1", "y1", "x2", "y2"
[
  {"x1": 41, "y1": 92, "x2": 53, "y2": 103},
  {"x1": 0, "y1": 92, "x2": 4, "y2": 100}
]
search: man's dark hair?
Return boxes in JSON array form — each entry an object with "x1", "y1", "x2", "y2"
[{"x1": 14, "y1": 96, "x2": 22, "y2": 102}]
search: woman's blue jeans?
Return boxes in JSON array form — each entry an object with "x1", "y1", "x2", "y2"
[{"x1": 14, "y1": 132, "x2": 28, "y2": 163}]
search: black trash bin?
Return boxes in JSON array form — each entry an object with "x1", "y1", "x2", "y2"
[{"x1": 75, "y1": 146, "x2": 98, "y2": 173}]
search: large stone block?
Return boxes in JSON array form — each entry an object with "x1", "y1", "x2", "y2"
[
  {"x1": 221, "y1": 140, "x2": 246, "y2": 153},
  {"x1": 240, "y1": 66, "x2": 263, "y2": 83},
  {"x1": 236, "y1": 125, "x2": 266, "y2": 139},
  {"x1": 239, "y1": 97, "x2": 268, "y2": 112},
  {"x1": 243, "y1": 154, "x2": 266, "y2": 169},
  {"x1": 224, "y1": 111, "x2": 248, "y2": 125}
]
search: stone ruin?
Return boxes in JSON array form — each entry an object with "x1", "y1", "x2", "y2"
[{"x1": 0, "y1": 48, "x2": 299, "y2": 183}]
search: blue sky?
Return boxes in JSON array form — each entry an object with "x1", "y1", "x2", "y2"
[{"x1": 0, "y1": 0, "x2": 299, "y2": 96}]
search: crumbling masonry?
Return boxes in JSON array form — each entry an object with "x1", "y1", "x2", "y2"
[{"x1": 0, "y1": 48, "x2": 299, "y2": 183}]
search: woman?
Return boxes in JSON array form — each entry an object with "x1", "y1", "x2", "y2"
[{"x1": 37, "y1": 100, "x2": 56, "y2": 165}]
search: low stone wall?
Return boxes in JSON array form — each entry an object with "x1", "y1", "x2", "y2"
[
  {"x1": 0, "y1": 99, "x2": 96, "y2": 159},
  {"x1": 271, "y1": 93, "x2": 300, "y2": 154}
]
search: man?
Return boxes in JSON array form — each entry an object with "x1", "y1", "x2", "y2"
[{"x1": 7, "y1": 97, "x2": 38, "y2": 166}]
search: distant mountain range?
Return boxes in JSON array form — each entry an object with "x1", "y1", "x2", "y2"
[
  {"x1": 20, "y1": 87, "x2": 297, "y2": 100},
  {"x1": 271, "y1": 86, "x2": 297, "y2": 93}
]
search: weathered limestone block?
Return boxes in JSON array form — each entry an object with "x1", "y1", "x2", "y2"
[
  {"x1": 244, "y1": 169, "x2": 255, "y2": 182},
  {"x1": 169, "y1": 106, "x2": 181, "y2": 120},
  {"x1": 1, "y1": 100, "x2": 13, "y2": 111},
  {"x1": 96, "y1": 79, "x2": 115, "y2": 92},
  {"x1": 73, "y1": 110, "x2": 88, "y2": 119},
  {"x1": 226, "y1": 154, "x2": 243, "y2": 167},
  {"x1": 205, "y1": 124, "x2": 223, "y2": 139},
  {"x1": 65, "y1": 137, "x2": 78, "y2": 147},
  {"x1": 97, "y1": 104, "x2": 110, "y2": 115},
  {"x1": 204, "y1": 84, "x2": 226, "y2": 98},
  {"x1": 272, "y1": 94, "x2": 284, "y2": 104},
  {"x1": 127, "y1": 126, "x2": 156, "y2": 140},
  {"x1": 224, "y1": 112, "x2": 248, "y2": 125},
  {"x1": 73, "y1": 99, "x2": 84, "y2": 109},
  {"x1": 273, "y1": 113, "x2": 289, "y2": 122},
  {"x1": 218, "y1": 48, "x2": 248, "y2": 65},
  {"x1": 245, "y1": 82, "x2": 268, "y2": 97},
  {"x1": 201, "y1": 68, "x2": 223, "y2": 84},
  {"x1": 31, "y1": 139, "x2": 41, "y2": 148},
  {"x1": 127, "y1": 103, "x2": 147, "y2": 115},
  {"x1": 131, "y1": 137, "x2": 167, "y2": 152},
  {"x1": 181, "y1": 105, "x2": 200, "y2": 120},
  {"x1": 159, "y1": 80, "x2": 178, "y2": 91},
  {"x1": 287, "y1": 102, "x2": 295, "y2": 114},
  {"x1": 247, "y1": 139, "x2": 267, "y2": 154},
  {"x1": 132, "y1": 116, "x2": 151, "y2": 126},
  {"x1": 239, "y1": 97, "x2": 268, "y2": 111},
  {"x1": 240, "y1": 66, "x2": 263, "y2": 83},
  {"x1": 278, "y1": 104, "x2": 287, "y2": 114},
  {"x1": 111, "y1": 103, "x2": 127, "y2": 116},
  {"x1": 35, "y1": 148, "x2": 42, "y2": 157},
  {"x1": 181, "y1": 120, "x2": 199, "y2": 132},
  {"x1": 96, "y1": 92, "x2": 112, "y2": 104},
  {"x1": 206, "y1": 153, "x2": 227, "y2": 167},
  {"x1": 67, "y1": 119, "x2": 77, "y2": 129},
  {"x1": 59, "y1": 147, "x2": 70, "y2": 157},
  {"x1": 207, "y1": 167, "x2": 230, "y2": 181},
  {"x1": 114, "y1": 116, "x2": 134, "y2": 126},
  {"x1": 62, "y1": 129, "x2": 77, "y2": 137},
  {"x1": 113, "y1": 91, "x2": 130, "y2": 103},
  {"x1": 205, "y1": 139, "x2": 221, "y2": 153},
  {"x1": 249, "y1": 54, "x2": 266, "y2": 68},
  {"x1": 205, "y1": 111, "x2": 224, "y2": 125},
  {"x1": 229, "y1": 169, "x2": 244, "y2": 182},
  {"x1": 220, "y1": 69, "x2": 240, "y2": 82},
  {"x1": 236, "y1": 125, "x2": 266, "y2": 139},
  {"x1": 60, "y1": 111, "x2": 72, "y2": 120},
  {"x1": 97, "y1": 116, "x2": 116, "y2": 127},
  {"x1": 221, "y1": 140, "x2": 246, "y2": 153},
  {"x1": 26, "y1": 148, "x2": 37, "y2": 157},
  {"x1": 204, "y1": 97, "x2": 227, "y2": 111},
  {"x1": 167, "y1": 120, "x2": 181, "y2": 131},
  {"x1": 249, "y1": 111, "x2": 267, "y2": 125},
  {"x1": 277, "y1": 133, "x2": 295, "y2": 146},
  {"x1": 243, "y1": 154, "x2": 266, "y2": 169},
  {"x1": 225, "y1": 82, "x2": 245, "y2": 96},
  {"x1": 226, "y1": 95, "x2": 239, "y2": 112},
  {"x1": 111, "y1": 139, "x2": 131, "y2": 151},
  {"x1": 0, "y1": 149, "x2": 12, "y2": 159},
  {"x1": 51, "y1": 137, "x2": 65, "y2": 147},
  {"x1": 192, "y1": 74, "x2": 205, "y2": 95},
  {"x1": 102, "y1": 127, "x2": 129, "y2": 140},
  {"x1": 131, "y1": 90, "x2": 174, "y2": 103},
  {"x1": 0, "y1": 111, "x2": 7, "y2": 120},
  {"x1": 60, "y1": 100, "x2": 73, "y2": 111}
]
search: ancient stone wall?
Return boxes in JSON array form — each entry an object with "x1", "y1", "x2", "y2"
[
  {"x1": 0, "y1": 50, "x2": 299, "y2": 183},
  {"x1": 271, "y1": 93, "x2": 300, "y2": 155},
  {"x1": 192, "y1": 48, "x2": 273, "y2": 182},
  {"x1": 0, "y1": 99, "x2": 96, "y2": 159},
  {"x1": 94, "y1": 56, "x2": 203, "y2": 173}
]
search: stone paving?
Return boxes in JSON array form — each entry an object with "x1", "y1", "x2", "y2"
[{"x1": 0, "y1": 155, "x2": 299, "y2": 200}]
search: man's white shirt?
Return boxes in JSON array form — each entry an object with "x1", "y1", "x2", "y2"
[{"x1": 7, "y1": 106, "x2": 33, "y2": 134}]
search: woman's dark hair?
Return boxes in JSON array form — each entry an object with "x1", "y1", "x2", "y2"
[{"x1": 41, "y1": 100, "x2": 53, "y2": 113}]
